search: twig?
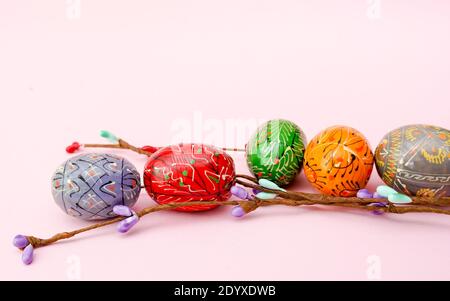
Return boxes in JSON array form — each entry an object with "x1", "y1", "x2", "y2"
[
  {"x1": 24, "y1": 194, "x2": 450, "y2": 250},
  {"x1": 235, "y1": 175, "x2": 450, "y2": 206}
]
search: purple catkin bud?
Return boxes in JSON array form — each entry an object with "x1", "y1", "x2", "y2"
[
  {"x1": 113, "y1": 205, "x2": 133, "y2": 217},
  {"x1": 369, "y1": 202, "x2": 386, "y2": 215},
  {"x1": 230, "y1": 186, "x2": 249, "y2": 200},
  {"x1": 22, "y1": 244, "x2": 34, "y2": 265},
  {"x1": 13, "y1": 235, "x2": 29, "y2": 249},
  {"x1": 117, "y1": 215, "x2": 139, "y2": 233},
  {"x1": 356, "y1": 189, "x2": 373, "y2": 199},
  {"x1": 231, "y1": 206, "x2": 246, "y2": 217}
]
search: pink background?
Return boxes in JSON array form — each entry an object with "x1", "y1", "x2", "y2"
[{"x1": 1, "y1": 1, "x2": 449, "y2": 280}]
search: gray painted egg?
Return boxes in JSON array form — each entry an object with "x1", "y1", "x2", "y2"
[
  {"x1": 51, "y1": 153, "x2": 141, "y2": 220},
  {"x1": 375, "y1": 124, "x2": 450, "y2": 197}
]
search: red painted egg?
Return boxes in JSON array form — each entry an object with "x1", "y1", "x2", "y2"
[{"x1": 143, "y1": 143, "x2": 236, "y2": 212}]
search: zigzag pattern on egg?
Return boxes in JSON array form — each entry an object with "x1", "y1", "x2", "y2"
[{"x1": 378, "y1": 128, "x2": 402, "y2": 186}]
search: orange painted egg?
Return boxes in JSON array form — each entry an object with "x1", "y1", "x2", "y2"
[{"x1": 303, "y1": 126, "x2": 374, "y2": 196}]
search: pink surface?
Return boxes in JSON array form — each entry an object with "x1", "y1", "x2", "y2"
[{"x1": 1, "y1": 1, "x2": 449, "y2": 280}]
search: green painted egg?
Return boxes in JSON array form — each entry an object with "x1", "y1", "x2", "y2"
[{"x1": 246, "y1": 119, "x2": 306, "y2": 186}]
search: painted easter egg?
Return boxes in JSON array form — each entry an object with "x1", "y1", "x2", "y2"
[
  {"x1": 51, "y1": 153, "x2": 141, "y2": 220},
  {"x1": 246, "y1": 119, "x2": 306, "y2": 186},
  {"x1": 303, "y1": 126, "x2": 374, "y2": 196},
  {"x1": 375, "y1": 124, "x2": 450, "y2": 197},
  {"x1": 143, "y1": 143, "x2": 235, "y2": 212}
]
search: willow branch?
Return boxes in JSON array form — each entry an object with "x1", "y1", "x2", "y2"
[
  {"x1": 235, "y1": 175, "x2": 450, "y2": 206},
  {"x1": 25, "y1": 195, "x2": 450, "y2": 251},
  {"x1": 84, "y1": 139, "x2": 153, "y2": 156}
]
